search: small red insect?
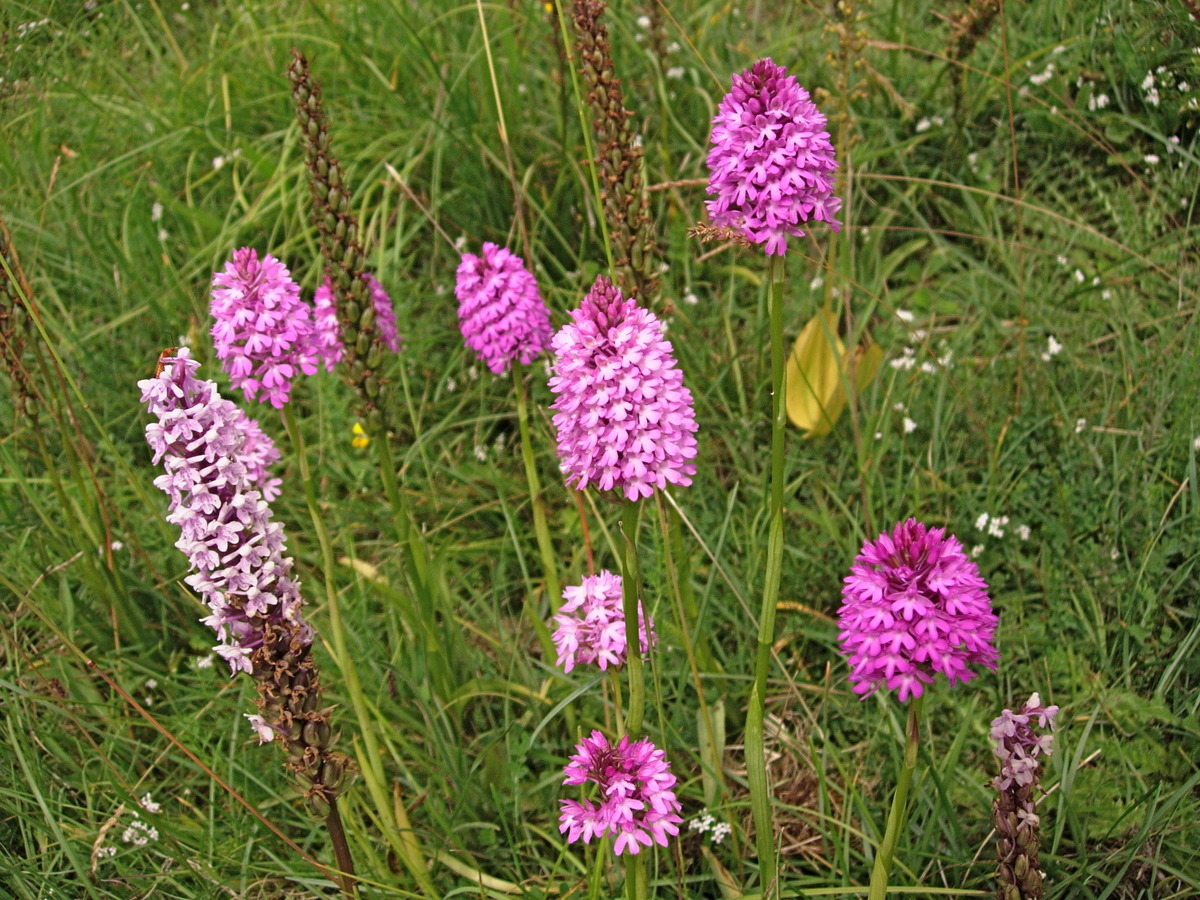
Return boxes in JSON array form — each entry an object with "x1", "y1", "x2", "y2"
[{"x1": 155, "y1": 347, "x2": 178, "y2": 377}]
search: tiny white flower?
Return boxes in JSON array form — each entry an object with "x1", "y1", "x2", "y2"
[
  {"x1": 916, "y1": 117, "x2": 932, "y2": 133},
  {"x1": 96, "y1": 845, "x2": 116, "y2": 859},
  {"x1": 667, "y1": 41, "x2": 680, "y2": 53},
  {"x1": 1144, "y1": 154, "x2": 1160, "y2": 164},
  {"x1": 445, "y1": 377, "x2": 457, "y2": 393},
  {"x1": 144, "y1": 678, "x2": 158, "y2": 690},
  {"x1": 150, "y1": 201, "x2": 163, "y2": 222},
  {"x1": 1073, "y1": 269, "x2": 1085, "y2": 283},
  {"x1": 970, "y1": 544, "x2": 985, "y2": 559},
  {"x1": 919, "y1": 361, "x2": 938, "y2": 375},
  {"x1": 903, "y1": 417, "x2": 917, "y2": 434},
  {"x1": 138, "y1": 793, "x2": 161, "y2": 814},
  {"x1": 683, "y1": 291, "x2": 698, "y2": 306},
  {"x1": 975, "y1": 512, "x2": 990, "y2": 530},
  {"x1": 1057, "y1": 255, "x2": 1068, "y2": 266},
  {"x1": 1088, "y1": 93, "x2": 1110, "y2": 111},
  {"x1": 517, "y1": 83, "x2": 527, "y2": 94},
  {"x1": 895, "y1": 308, "x2": 915, "y2": 322},
  {"x1": 967, "y1": 152, "x2": 979, "y2": 173},
  {"x1": 1191, "y1": 435, "x2": 1200, "y2": 451},
  {"x1": 473, "y1": 444, "x2": 487, "y2": 462},
  {"x1": 636, "y1": 14, "x2": 650, "y2": 28},
  {"x1": 809, "y1": 275, "x2": 824, "y2": 291},
  {"x1": 1075, "y1": 417, "x2": 1087, "y2": 434},
  {"x1": 1092, "y1": 276, "x2": 1101, "y2": 286},
  {"x1": 157, "y1": 228, "x2": 168, "y2": 242},
  {"x1": 1016, "y1": 524, "x2": 1031, "y2": 541},
  {"x1": 110, "y1": 540, "x2": 124, "y2": 551},
  {"x1": 711, "y1": 821, "x2": 731, "y2": 844},
  {"x1": 1029, "y1": 63, "x2": 1055, "y2": 86},
  {"x1": 666, "y1": 66, "x2": 685, "y2": 80},
  {"x1": 454, "y1": 234, "x2": 467, "y2": 251},
  {"x1": 987, "y1": 516, "x2": 1007, "y2": 538},
  {"x1": 1102, "y1": 289, "x2": 1112, "y2": 300},
  {"x1": 1110, "y1": 546, "x2": 1120, "y2": 560},
  {"x1": 212, "y1": 155, "x2": 225, "y2": 169},
  {"x1": 892, "y1": 401, "x2": 907, "y2": 412},
  {"x1": 874, "y1": 431, "x2": 883, "y2": 440},
  {"x1": 195, "y1": 653, "x2": 214, "y2": 669},
  {"x1": 1053, "y1": 45, "x2": 1066, "y2": 55},
  {"x1": 246, "y1": 713, "x2": 276, "y2": 744},
  {"x1": 1042, "y1": 335, "x2": 1063, "y2": 361},
  {"x1": 1179, "y1": 82, "x2": 1190, "y2": 92}
]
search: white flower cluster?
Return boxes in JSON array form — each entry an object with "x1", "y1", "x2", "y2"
[
  {"x1": 1028, "y1": 62, "x2": 1056, "y2": 86},
  {"x1": 972, "y1": 514, "x2": 1031, "y2": 556},
  {"x1": 1040, "y1": 335, "x2": 1062, "y2": 362},
  {"x1": 689, "y1": 810, "x2": 732, "y2": 845}
]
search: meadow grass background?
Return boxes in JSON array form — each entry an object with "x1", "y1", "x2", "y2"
[{"x1": 2, "y1": 0, "x2": 1199, "y2": 897}]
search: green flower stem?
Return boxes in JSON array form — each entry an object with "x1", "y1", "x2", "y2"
[
  {"x1": 283, "y1": 407, "x2": 439, "y2": 899},
  {"x1": 746, "y1": 253, "x2": 788, "y2": 897},
  {"x1": 373, "y1": 429, "x2": 455, "y2": 698},
  {"x1": 514, "y1": 363, "x2": 562, "y2": 610},
  {"x1": 619, "y1": 499, "x2": 647, "y2": 738},
  {"x1": 867, "y1": 694, "x2": 926, "y2": 900},
  {"x1": 373, "y1": 434, "x2": 431, "y2": 593},
  {"x1": 623, "y1": 851, "x2": 647, "y2": 900}
]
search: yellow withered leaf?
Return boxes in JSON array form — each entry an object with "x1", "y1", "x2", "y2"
[{"x1": 784, "y1": 306, "x2": 882, "y2": 437}]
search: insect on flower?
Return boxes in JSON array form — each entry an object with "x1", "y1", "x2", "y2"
[{"x1": 154, "y1": 347, "x2": 178, "y2": 377}]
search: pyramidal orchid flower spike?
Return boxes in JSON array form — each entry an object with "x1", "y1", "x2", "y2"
[
  {"x1": 139, "y1": 347, "x2": 348, "y2": 818},
  {"x1": 838, "y1": 518, "x2": 999, "y2": 701},
  {"x1": 551, "y1": 570, "x2": 656, "y2": 673},
  {"x1": 313, "y1": 272, "x2": 402, "y2": 373},
  {"x1": 706, "y1": 57, "x2": 842, "y2": 255},
  {"x1": 559, "y1": 730, "x2": 683, "y2": 856},
  {"x1": 548, "y1": 276, "x2": 698, "y2": 501},
  {"x1": 140, "y1": 347, "x2": 313, "y2": 674},
  {"x1": 455, "y1": 242, "x2": 553, "y2": 375},
  {"x1": 992, "y1": 693, "x2": 1059, "y2": 900},
  {"x1": 210, "y1": 248, "x2": 319, "y2": 408}
]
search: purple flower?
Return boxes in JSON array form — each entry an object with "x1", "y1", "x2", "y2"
[
  {"x1": 455, "y1": 242, "x2": 553, "y2": 375},
  {"x1": 706, "y1": 57, "x2": 841, "y2": 255},
  {"x1": 559, "y1": 731, "x2": 683, "y2": 856},
  {"x1": 139, "y1": 347, "x2": 312, "y2": 675},
  {"x1": 312, "y1": 277, "x2": 345, "y2": 372},
  {"x1": 209, "y1": 248, "x2": 318, "y2": 408},
  {"x1": 837, "y1": 518, "x2": 999, "y2": 701},
  {"x1": 991, "y1": 693, "x2": 1059, "y2": 794},
  {"x1": 365, "y1": 273, "x2": 403, "y2": 354},
  {"x1": 548, "y1": 276, "x2": 698, "y2": 501},
  {"x1": 552, "y1": 570, "x2": 656, "y2": 673}
]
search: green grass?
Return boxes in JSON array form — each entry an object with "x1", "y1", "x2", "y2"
[{"x1": 2, "y1": 0, "x2": 1199, "y2": 897}]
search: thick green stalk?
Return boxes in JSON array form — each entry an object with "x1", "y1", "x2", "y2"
[
  {"x1": 619, "y1": 500, "x2": 646, "y2": 737},
  {"x1": 374, "y1": 435, "x2": 431, "y2": 592},
  {"x1": 868, "y1": 694, "x2": 925, "y2": 900},
  {"x1": 746, "y1": 254, "x2": 788, "y2": 897},
  {"x1": 283, "y1": 407, "x2": 438, "y2": 899},
  {"x1": 514, "y1": 364, "x2": 562, "y2": 610},
  {"x1": 623, "y1": 851, "x2": 647, "y2": 900}
]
